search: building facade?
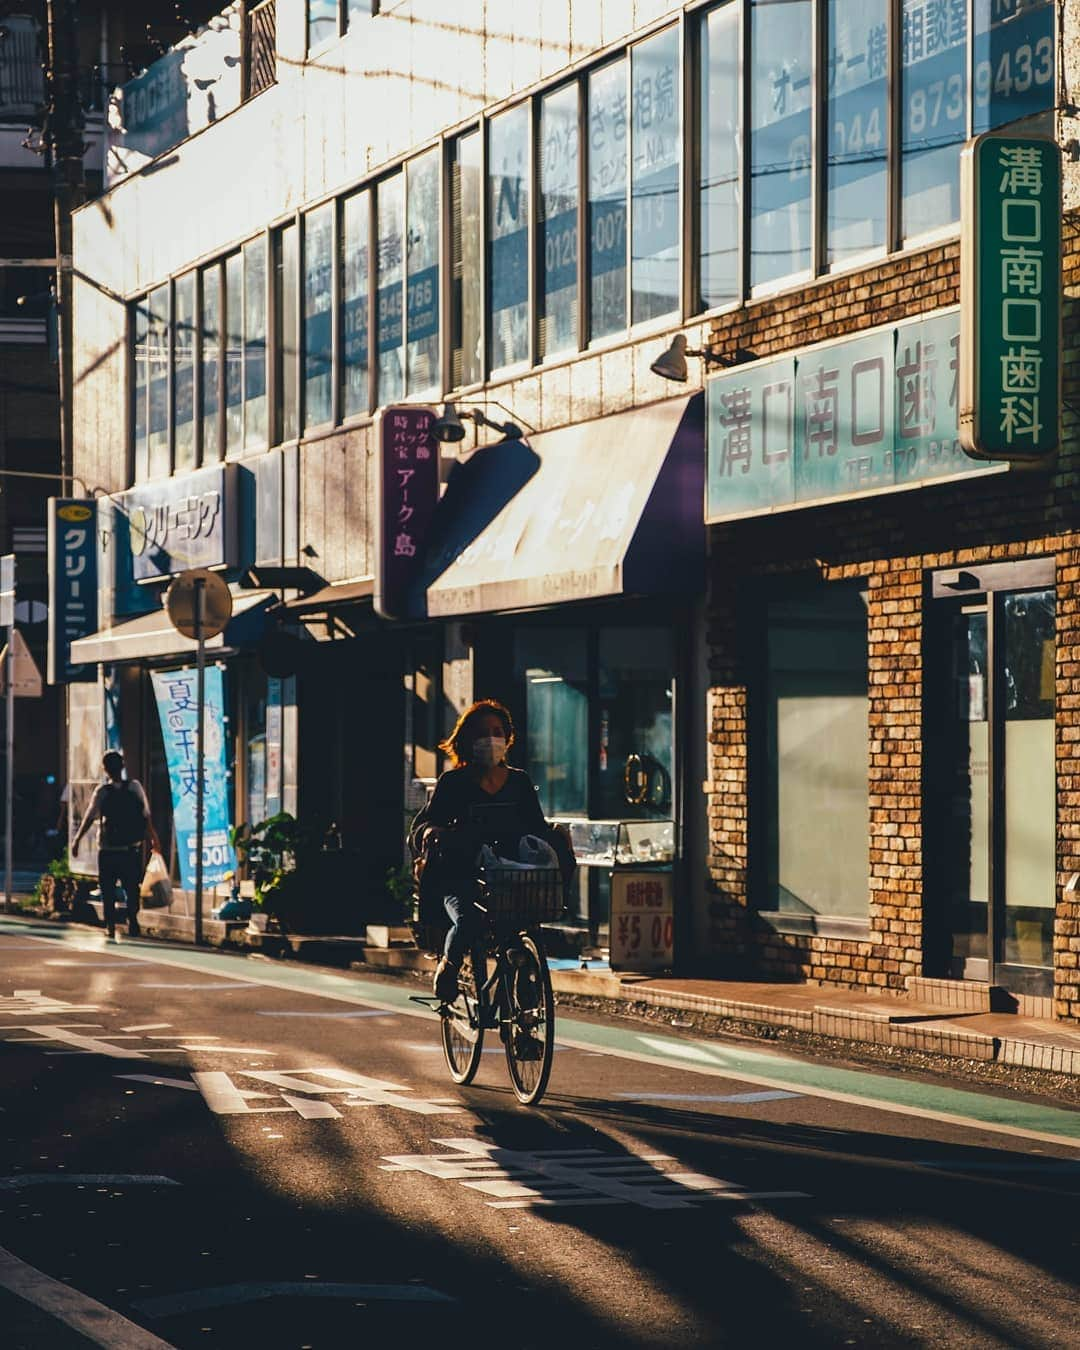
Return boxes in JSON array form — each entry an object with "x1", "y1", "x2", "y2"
[{"x1": 65, "y1": 0, "x2": 1080, "y2": 1019}]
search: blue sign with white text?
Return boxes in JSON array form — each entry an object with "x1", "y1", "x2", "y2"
[
  {"x1": 47, "y1": 499, "x2": 98, "y2": 684},
  {"x1": 151, "y1": 665, "x2": 234, "y2": 893}
]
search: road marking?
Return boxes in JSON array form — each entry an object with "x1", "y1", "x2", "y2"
[
  {"x1": 915, "y1": 1159, "x2": 1080, "y2": 1174},
  {"x1": 380, "y1": 1138, "x2": 808, "y2": 1210},
  {"x1": 138, "y1": 982, "x2": 254, "y2": 991},
  {"x1": 0, "y1": 1174, "x2": 179, "y2": 1190},
  {"x1": 255, "y1": 1009, "x2": 398, "y2": 1019},
  {"x1": 0, "y1": 991, "x2": 101, "y2": 1016},
  {"x1": 116, "y1": 1075, "x2": 200, "y2": 1092},
  {"x1": 133, "y1": 1282, "x2": 455, "y2": 1318},
  {"x1": 615, "y1": 1090, "x2": 802, "y2": 1105},
  {"x1": 0, "y1": 1244, "x2": 177, "y2": 1348},
  {"x1": 122, "y1": 1023, "x2": 172, "y2": 1032}
]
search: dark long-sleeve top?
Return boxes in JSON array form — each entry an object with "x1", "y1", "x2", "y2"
[{"x1": 408, "y1": 766, "x2": 547, "y2": 863}]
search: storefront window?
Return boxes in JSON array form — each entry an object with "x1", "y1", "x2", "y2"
[
  {"x1": 973, "y1": 0, "x2": 1054, "y2": 134},
  {"x1": 539, "y1": 82, "x2": 579, "y2": 359},
  {"x1": 750, "y1": 0, "x2": 812, "y2": 287},
  {"x1": 450, "y1": 130, "x2": 482, "y2": 388},
  {"x1": 304, "y1": 204, "x2": 334, "y2": 428},
  {"x1": 200, "y1": 264, "x2": 222, "y2": 463},
  {"x1": 588, "y1": 57, "x2": 627, "y2": 341},
  {"x1": 173, "y1": 272, "x2": 196, "y2": 473},
  {"x1": 341, "y1": 189, "x2": 370, "y2": 417},
  {"x1": 596, "y1": 629, "x2": 673, "y2": 821},
  {"x1": 243, "y1": 237, "x2": 267, "y2": 449},
  {"x1": 518, "y1": 629, "x2": 588, "y2": 818},
  {"x1": 631, "y1": 27, "x2": 679, "y2": 324},
  {"x1": 406, "y1": 148, "x2": 440, "y2": 396},
  {"x1": 277, "y1": 221, "x2": 299, "y2": 442},
  {"x1": 764, "y1": 584, "x2": 869, "y2": 918},
  {"x1": 377, "y1": 172, "x2": 404, "y2": 405},
  {"x1": 147, "y1": 284, "x2": 170, "y2": 479},
  {"x1": 827, "y1": 0, "x2": 888, "y2": 265},
  {"x1": 901, "y1": 0, "x2": 967, "y2": 241},
  {"x1": 699, "y1": 2, "x2": 740, "y2": 310},
  {"x1": 488, "y1": 105, "x2": 530, "y2": 371},
  {"x1": 225, "y1": 252, "x2": 243, "y2": 455},
  {"x1": 132, "y1": 297, "x2": 149, "y2": 481}
]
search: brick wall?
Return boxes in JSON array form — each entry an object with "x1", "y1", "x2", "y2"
[{"x1": 703, "y1": 223, "x2": 1080, "y2": 1020}]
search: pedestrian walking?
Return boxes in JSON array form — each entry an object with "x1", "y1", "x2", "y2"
[{"x1": 72, "y1": 751, "x2": 160, "y2": 940}]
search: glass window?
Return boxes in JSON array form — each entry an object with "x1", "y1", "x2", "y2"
[
  {"x1": 588, "y1": 58, "x2": 627, "y2": 340},
  {"x1": 341, "y1": 189, "x2": 370, "y2": 418},
  {"x1": 303, "y1": 204, "x2": 333, "y2": 428},
  {"x1": 750, "y1": 0, "x2": 812, "y2": 287},
  {"x1": 406, "y1": 148, "x2": 440, "y2": 396},
  {"x1": 132, "y1": 298, "x2": 149, "y2": 481},
  {"x1": 277, "y1": 222, "x2": 299, "y2": 443},
  {"x1": 596, "y1": 628, "x2": 674, "y2": 821},
  {"x1": 224, "y1": 253, "x2": 243, "y2": 454},
  {"x1": 346, "y1": 0, "x2": 375, "y2": 27},
  {"x1": 699, "y1": 2, "x2": 740, "y2": 310},
  {"x1": 901, "y1": 0, "x2": 966, "y2": 240},
  {"x1": 308, "y1": 0, "x2": 338, "y2": 50},
  {"x1": 973, "y1": 0, "x2": 1054, "y2": 135},
  {"x1": 539, "y1": 83, "x2": 579, "y2": 359},
  {"x1": 631, "y1": 27, "x2": 680, "y2": 324},
  {"x1": 827, "y1": 0, "x2": 888, "y2": 265},
  {"x1": 450, "y1": 131, "x2": 483, "y2": 388},
  {"x1": 488, "y1": 104, "x2": 530, "y2": 371},
  {"x1": 173, "y1": 272, "x2": 196, "y2": 473},
  {"x1": 764, "y1": 584, "x2": 869, "y2": 918},
  {"x1": 200, "y1": 265, "x2": 221, "y2": 463},
  {"x1": 147, "y1": 284, "x2": 170, "y2": 479},
  {"x1": 517, "y1": 629, "x2": 589, "y2": 817},
  {"x1": 376, "y1": 172, "x2": 404, "y2": 405},
  {"x1": 243, "y1": 237, "x2": 267, "y2": 449}
]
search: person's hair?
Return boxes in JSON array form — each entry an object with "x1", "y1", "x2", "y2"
[
  {"x1": 102, "y1": 750, "x2": 124, "y2": 780},
  {"x1": 439, "y1": 699, "x2": 515, "y2": 769}
]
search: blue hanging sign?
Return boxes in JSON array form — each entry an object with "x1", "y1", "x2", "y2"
[
  {"x1": 150, "y1": 665, "x2": 235, "y2": 892},
  {"x1": 47, "y1": 499, "x2": 98, "y2": 683}
]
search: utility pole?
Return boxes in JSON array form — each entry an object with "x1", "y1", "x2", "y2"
[{"x1": 43, "y1": 0, "x2": 86, "y2": 498}]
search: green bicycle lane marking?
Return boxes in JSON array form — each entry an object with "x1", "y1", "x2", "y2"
[{"x1": 4, "y1": 917, "x2": 1080, "y2": 1149}]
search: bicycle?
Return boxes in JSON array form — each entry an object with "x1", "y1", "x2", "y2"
[{"x1": 412, "y1": 865, "x2": 561, "y2": 1106}]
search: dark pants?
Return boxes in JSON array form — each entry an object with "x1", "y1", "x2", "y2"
[
  {"x1": 98, "y1": 847, "x2": 142, "y2": 933},
  {"x1": 443, "y1": 891, "x2": 484, "y2": 965}
]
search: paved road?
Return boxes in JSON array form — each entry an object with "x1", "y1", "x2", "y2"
[{"x1": 1, "y1": 919, "x2": 1079, "y2": 1349}]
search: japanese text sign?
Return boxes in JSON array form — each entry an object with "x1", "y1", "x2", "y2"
[
  {"x1": 960, "y1": 134, "x2": 1060, "y2": 461},
  {"x1": 47, "y1": 501, "x2": 98, "y2": 684},
  {"x1": 707, "y1": 309, "x2": 1004, "y2": 523},
  {"x1": 150, "y1": 665, "x2": 234, "y2": 893},
  {"x1": 610, "y1": 870, "x2": 674, "y2": 973},
  {"x1": 121, "y1": 464, "x2": 237, "y2": 582},
  {"x1": 374, "y1": 406, "x2": 439, "y2": 618}
]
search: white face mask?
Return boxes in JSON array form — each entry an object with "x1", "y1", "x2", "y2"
[{"x1": 471, "y1": 736, "x2": 507, "y2": 767}]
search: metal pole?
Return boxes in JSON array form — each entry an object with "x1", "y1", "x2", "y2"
[
  {"x1": 4, "y1": 627, "x2": 14, "y2": 913},
  {"x1": 194, "y1": 579, "x2": 205, "y2": 946}
]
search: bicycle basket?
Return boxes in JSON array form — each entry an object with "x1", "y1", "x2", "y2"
[{"x1": 482, "y1": 866, "x2": 563, "y2": 925}]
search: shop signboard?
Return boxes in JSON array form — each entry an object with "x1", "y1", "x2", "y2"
[
  {"x1": 47, "y1": 501, "x2": 98, "y2": 684},
  {"x1": 960, "y1": 134, "x2": 1060, "y2": 461},
  {"x1": 122, "y1": 463, "x2": 238, "y2": 583},
  {"x1": 707, "y1": 308, "x2": 1005, "y2": 523},
  {"x1": 610, "y1": 869, "x2": 674, "y2": 973},
  {"x1": 150, "y1": 665, "x2": 235, "y2": 893},
  {"x1": 374, "y1": 405, "x2": 439, "y2": 619}
]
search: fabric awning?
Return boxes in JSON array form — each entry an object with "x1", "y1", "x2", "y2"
[
  {"x1": 418, "y1": 394, "x2": 703, "y2": 617},
  {"x1": 70, "y1": 590, "x2": 273, "y2": 665}
]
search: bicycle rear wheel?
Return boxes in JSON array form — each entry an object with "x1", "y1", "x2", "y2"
[
  {"x1": 502, "y1": 931, "x2": 554, "y2": 1105},
  {"x1": 441, "y1": 946, "x2": 485, "y2": 1084}
]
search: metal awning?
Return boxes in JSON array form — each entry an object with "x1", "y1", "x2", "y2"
[
  {"x1": 70, "y1": 590, "x2": 273, "y2": 665},
  {"x1": 283, "y1": 577, "x2": 374, "y2": 613},
  {"x1": 418, "y1": 394, "x2": 703, "y2": 617}
]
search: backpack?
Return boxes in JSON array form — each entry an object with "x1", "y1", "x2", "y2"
[{"x1": 99, "y1": 781, "x2": 146, "y2": 848}]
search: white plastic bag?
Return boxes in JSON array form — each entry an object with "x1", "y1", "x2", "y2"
[{"x1": 140, "y1": 850, "x2": 172, "y2": 907}]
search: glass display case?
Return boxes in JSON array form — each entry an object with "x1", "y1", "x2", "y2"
[{"x1": 556, "y1": 817, "x2": 674, "y2": 867}]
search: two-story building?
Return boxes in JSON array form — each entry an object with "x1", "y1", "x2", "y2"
[{"x1": 64, "y1": 0, "x2": 1080, "y2": 1022}]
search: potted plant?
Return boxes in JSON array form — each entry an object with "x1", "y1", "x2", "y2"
[
  {"x1": 32, "y1": 851, "x2": 77, "y2": 914},
  {"x1": 230, "y1": 813, "x2": 314, "y2": 933}
]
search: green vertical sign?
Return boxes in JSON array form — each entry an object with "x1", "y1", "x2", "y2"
[{"x1": 960, "y1": 135, "x2": 1060, "y2": 462}]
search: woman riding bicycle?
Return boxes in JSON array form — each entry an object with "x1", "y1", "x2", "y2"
[{"x1": 409, "y1": 699, "x2": 549, "y2": 1004}]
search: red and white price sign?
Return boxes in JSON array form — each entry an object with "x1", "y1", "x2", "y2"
[{"x1": 609, "y1": 870, "x2": 674, "y2": 973}]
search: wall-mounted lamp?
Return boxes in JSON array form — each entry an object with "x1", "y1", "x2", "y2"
[
  {"x1": 431, "y1": 400, "x2": 532, "y2": 445},
  {"x1": 650, "y1": 334, "x2": 755, "y2": 383}
]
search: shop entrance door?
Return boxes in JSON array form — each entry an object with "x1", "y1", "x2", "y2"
[{"x1": 927, "y1": 563, "x2": 1056, "y2": 998}]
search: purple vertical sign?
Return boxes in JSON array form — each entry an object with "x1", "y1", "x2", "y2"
[{"x1": 374, "y1": 405, "x2": 439, "y2": 618}]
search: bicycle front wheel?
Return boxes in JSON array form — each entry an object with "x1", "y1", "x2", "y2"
[
  {"x1": 441, "y1": 946, "x2": 485, "y2": 1084},
  {"x1": 503, "y1": 932, "x2": 554, "y2": 1105}
]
